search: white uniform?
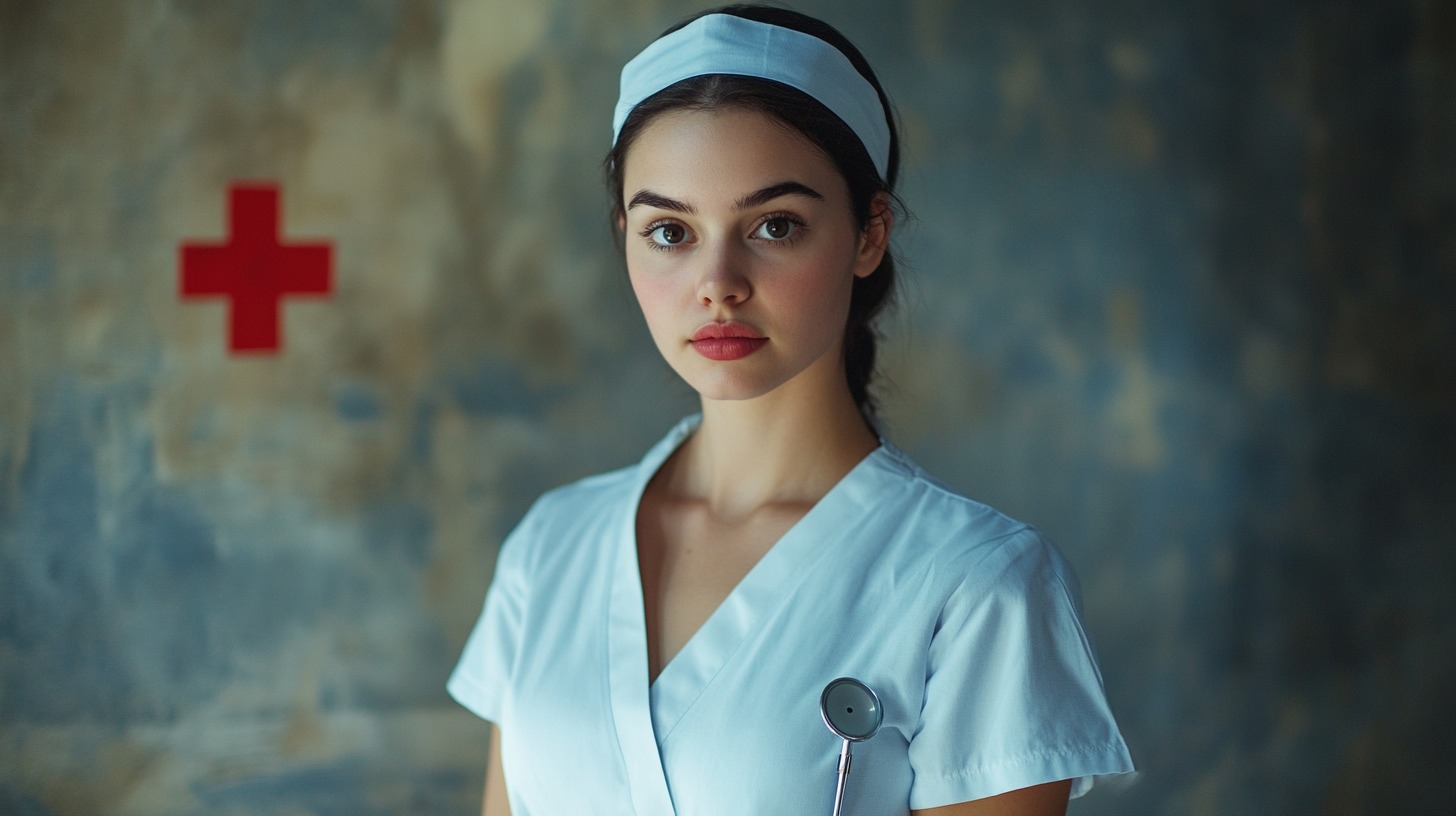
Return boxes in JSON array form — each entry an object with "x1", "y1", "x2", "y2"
[{"x1": 449, "y1": 416, "x2": 1134, "y2": 815}]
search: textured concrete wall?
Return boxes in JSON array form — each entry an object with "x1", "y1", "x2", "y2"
[{"x1": 2, "y1": 1, "x2": 1452, "y2": 813}]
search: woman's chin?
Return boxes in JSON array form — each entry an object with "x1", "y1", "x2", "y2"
[{"x1": 674, "y1": 369, "x2": 782, "y2": 404}]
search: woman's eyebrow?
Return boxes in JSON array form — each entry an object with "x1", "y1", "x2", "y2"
[
  {"x1": 626, "y1": 180, "x2": 825, "y2": 214},
  {"x1": 627, "y1": 190, "x2": 695, "y2": 214},
  {"x1": 734, "y1": 180, "x2": 824, "y2": 210}
]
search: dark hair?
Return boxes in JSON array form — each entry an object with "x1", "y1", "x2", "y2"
[{"x1": 606, "y1": 4, "x2": 902, "y2": 419}]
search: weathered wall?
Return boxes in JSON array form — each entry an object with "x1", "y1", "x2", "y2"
[{"x1": 2, "y1": 0, "x2": 1452, "y2": 813}]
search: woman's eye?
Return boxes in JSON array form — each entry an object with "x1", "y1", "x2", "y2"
[
  {"x1": 646, "y1": 223, "x2": 687, "y2": 247},
  {"x1": 754, "y1": 216, "x2": 800, "y2": 241}
]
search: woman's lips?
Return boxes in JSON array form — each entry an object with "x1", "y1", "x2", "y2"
[
  {"x1": 690, "y1": 321, "x2": 766, "y2": 361},
  {"x1": 692, "y1": 337, "x2": 767, "y2": 360}
]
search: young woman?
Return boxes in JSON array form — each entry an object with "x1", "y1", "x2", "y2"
[{"x1": 449, "y1": 6, "x2": 1134, "y2": 815}]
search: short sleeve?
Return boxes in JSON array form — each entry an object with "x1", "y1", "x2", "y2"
[
  {"x1": 446, "y1": 504, "x2": 537, "y2": 724},
  {"x1": 907, "y1": 528, "x2": 1135, "y2": 809}
]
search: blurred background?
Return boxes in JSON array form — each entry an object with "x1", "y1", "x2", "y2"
[{"x1": 2, "y1": 0, "x2": 1452, "y2": 813}]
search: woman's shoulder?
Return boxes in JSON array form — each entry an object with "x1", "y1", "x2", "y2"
[
  {"x1": 868, "y1": 440, "x2": 1030, "y2": 540},
  {"x1": 865, "y1": 440, "x2": 1071, "y2": 585},
  {"x1": 493, "y1": 462, "x2": 641, "y2": 578},
  {"x1": 503, "y1": 418, "x2": 697, "y2": 560},
  {"x1": 520, "y1": 461, "x2": 642, "y2": 528}
]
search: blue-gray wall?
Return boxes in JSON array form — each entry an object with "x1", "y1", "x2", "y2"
[{"x1": 2, "y1": 1, "x2": 1452, "y2": 813}]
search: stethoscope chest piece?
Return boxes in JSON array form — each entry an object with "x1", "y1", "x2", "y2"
[{"x1": 820, "y1": 677, "x2": 882, "y2": 816}]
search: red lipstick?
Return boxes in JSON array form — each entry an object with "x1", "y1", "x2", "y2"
[{"x1": 690, "y1": 321, "x2": 767, "y2": 361}]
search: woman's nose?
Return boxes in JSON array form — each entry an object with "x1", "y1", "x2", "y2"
[{"x1": 694, "y1": 241, "x2": 752, "y2": 306}]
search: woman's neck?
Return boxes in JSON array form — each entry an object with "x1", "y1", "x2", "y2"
[{"x1": 668, "y1": 377, "x2": 880, "y2": 522}]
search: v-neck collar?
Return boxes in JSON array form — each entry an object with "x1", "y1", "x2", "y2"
[{"x1": 606, "y1": 415, "x2": 886, "y2": 814}]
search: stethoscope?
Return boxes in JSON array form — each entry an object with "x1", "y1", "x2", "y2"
[{"x1": 819, "y1": 677, "x2": 883, "y2": 816}]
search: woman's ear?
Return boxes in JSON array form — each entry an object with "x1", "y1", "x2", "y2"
[{"x1": 854, "y1": 192, "x2": 894, "y2": 278}]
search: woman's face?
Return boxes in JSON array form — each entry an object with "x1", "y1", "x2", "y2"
[{"x1": 620, "y1": 107, "x2": 887, "y2": 403}]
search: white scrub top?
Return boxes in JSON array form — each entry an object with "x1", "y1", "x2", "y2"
[{"x1": 449, "y1": 416, "x2": 1134, "y2": 815}]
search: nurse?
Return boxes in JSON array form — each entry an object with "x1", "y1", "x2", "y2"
[{"x1": 449, "y1": 6, "x2": 1135, "y2": 815}]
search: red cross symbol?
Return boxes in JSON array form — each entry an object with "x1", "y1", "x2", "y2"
[{"x1": 180, "y1": 183, "x2": 333, "y2": 354}]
